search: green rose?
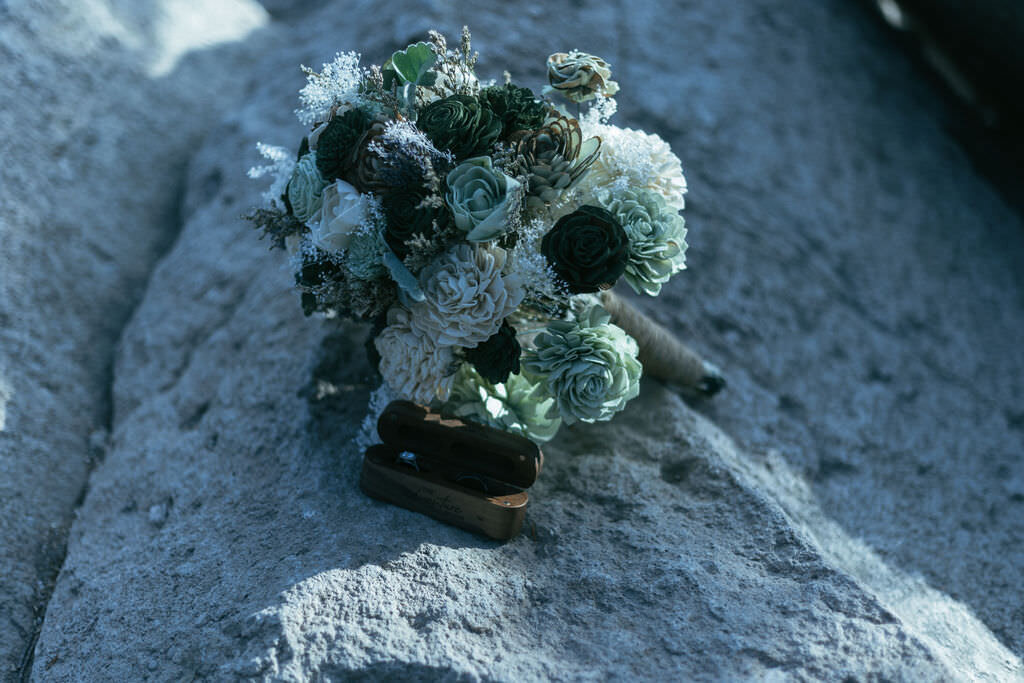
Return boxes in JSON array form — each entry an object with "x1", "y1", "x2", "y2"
[
  {"x1": 463, "y1": 320, "x2": 522, "y2": 384},
  {"x1": 545, "y1": 51, "x2": 620, "y2": 103},
  {"x1": 443, "y1": 365, "x2": 562, "y2": 443},
  {"x1": 541, "y1": 205, "x2": 629, "y2": 294},
  {"x1": 598, "y1": 189, "x2": 688, "y2": 296},
  {"x1": 445, "y1": 156, "x2": 521, "y2": 242},
  {"x1": 520, "y1": 305, "x2": 641, "y2": 425},
  {"x1": 417, "y1": 94, "x2": 502, "y2": 160},
  {"x1": 286, "y1": 152, "x2": 328, "y2": 223},
  {"x1": 479, "y1": 83, "x2": 550, "y2": 139}
]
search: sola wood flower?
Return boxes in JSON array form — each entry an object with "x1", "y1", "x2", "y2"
[
  {"x1": 446, "y1": 156, "x2": 521, "y2": 242},
  {"x1": 381, "y1": 190, "x2": 443, "y2": 257},
  {"x1": 463, "y1": 320, "x2": 521, "y2": 384},
  {"x1": 479, "y1": 83, "x2": 550, "y2": 138},
  {"x1": 310, "y1": 179, "x2": 370, "y2": 252},
  {"x1": 444, "y1": 365, "x2": 562, "y2": 443},
  {"x1": 409, "y1": 244, "x2": 525, "y2": 347},
  {"x1": 576, "y1": 123, "x2": 687, "y2": 212},
  {"x1": 418, "y1": 94, "x2": 502, "y2": 160},
  {"x1": 521, "y1": 304, "x2": 641, "y2": 424},
  {"x1": 286, "y1": 153, "x2": 327, "y2": 222},
  {"x1": 541, "y1": 205, "x2": 630, "y2": 294},
  {"x1": 375, "y1": 305, "x2": 456, "y2": 404},
  {"x1": 512, "y1": 115, "x2": 601, "y2": 212},
  {"x1": 314, "y1": 108, "x2": 375, "y2": 181},
  {"x1": 599, "y1": 188, "x2": 688, "y2": 296},
  {"x1": 545, "y1": 50, "x2": 620, "y2": 103}
]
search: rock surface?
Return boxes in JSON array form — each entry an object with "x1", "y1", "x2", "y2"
[
  {"x1": 17, "y1": 0, "x2": 1024, "y2": 680},
  {"x1": 0, "y1": 0, "x2": 270, "y2": 676}
]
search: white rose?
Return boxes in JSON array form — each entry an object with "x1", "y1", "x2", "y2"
[{"x1": 310, "y1": 179, "x2": 369, "y2": 253}]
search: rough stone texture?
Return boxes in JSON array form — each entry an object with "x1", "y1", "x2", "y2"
[
  {"x1": 19, "y1": 0, "x2": 1024, "y2": 680},
  {"x1": 0, "y1": 0, "x2": 269, "y2": 676}
]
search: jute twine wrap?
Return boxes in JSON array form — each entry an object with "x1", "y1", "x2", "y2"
[{"x1": 600, "y1": 290, "x2": 720, "y2": 394}]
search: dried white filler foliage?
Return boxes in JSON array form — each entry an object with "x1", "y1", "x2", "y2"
[
  {"x1": 295, "y1": 51, "x2": 364, "y2": 126},
  {"x1": 248, "y1": 143, "x2": 295, "y2": 207}
]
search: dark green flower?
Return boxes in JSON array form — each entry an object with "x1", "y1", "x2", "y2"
[
  {"x1": 464, "y1": 320, "x2": 522, "y2": 384},
  {"x1": 417, "y1": 94, "x2": 502, "y2": 160},
  {"x1": 315, "y1": 108, "x2": 374, "y2": 181},
  {"x1": 541, "y1": 205, "x2": 629, "y2": 293},
  {"x1": 479, "y1": 84, "x2": 549, "y2": 139},
  {"x1": 295, "y1": 249, "x2": 344, "y2": 288},
  {"x1": 381, "y1": 191, "x2": 444, "y2": 257}
]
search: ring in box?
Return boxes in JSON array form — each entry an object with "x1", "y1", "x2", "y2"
[{"x1": 359, "y1": 401, "x2": 543, "y2": 540}]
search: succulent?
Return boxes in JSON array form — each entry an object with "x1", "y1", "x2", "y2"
[
  {"x1": 541, "y1": 205, "x2": 629, "y2": 294},
  {"x1": 315, "y1": 108, "x2": 375, "y2": 181},
  {"x1": 520, "y1": 304, "x2": 641, "y2": 425},
  {"x1": 417, "y1": 94, "x2": 502, "y2": 160},
  {"x1": 445, "y1": 156, "x2": 521, "y2": 242},
  {"x1": 512, "y1": 116, "x2": 601, "y2": 211},
  {"x1": 463, "y1": 320, "x2": 521, "y2": 384},
  {"x1": 545, "y1": 50, "x2": 620, "y2": 103},
  {"x1": 479, "y1": 83, "x2": 550, "y2": 139},
  {"x1": 383, "y1": 41, "x2": 438, "y2": 87}
]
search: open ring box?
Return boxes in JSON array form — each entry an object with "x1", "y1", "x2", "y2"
[{"x1": 359, "y1": 400, "x2": 544, "y2": 540}]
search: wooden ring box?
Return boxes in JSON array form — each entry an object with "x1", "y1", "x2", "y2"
[{"x1": 359, "y1": 400, "x2": 543, "y2": 540}]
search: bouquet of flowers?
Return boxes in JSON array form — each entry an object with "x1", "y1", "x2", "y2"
[{"x1": 249, "y1": 28, "x2": 718, "y2": 445}]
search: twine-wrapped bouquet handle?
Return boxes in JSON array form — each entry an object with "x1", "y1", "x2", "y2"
[{"x1": 600, "y1": 291, "x2": 725, "y2": 397}]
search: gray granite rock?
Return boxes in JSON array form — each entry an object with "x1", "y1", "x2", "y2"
[
  {"x1": 23, "y1": 0, "x2": 1024, "y2": 680},
  {"x1": 0, "y1": 0, "x2": 268, "y2": 676}
]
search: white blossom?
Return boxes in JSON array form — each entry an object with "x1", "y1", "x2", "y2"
[
  {"x1": 576, "y1": 123, "x2": 687, "y2": 212},
  {"x1": 248, "y1": 143, "x2": 295, "y2": 207},
  {"x1": 375, "y1": 306, "x2": 456, "y2": 404},
  {"x1": 410, "y1": 244, "x2": 525, "y2": 347},
  {"x1": 310, "y1": 180, "x2": 370, "y2": 253}
]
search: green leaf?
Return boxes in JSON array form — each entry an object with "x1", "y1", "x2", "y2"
[
  {"x1": 389, "y1": 42, "x2": 437, "y2": 86},
  {"x1": 382, "y1": 248, "x2": 425, "y2": 302}
]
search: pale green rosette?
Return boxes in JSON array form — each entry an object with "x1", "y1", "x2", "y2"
[
  {"x1": 287, "y1": 152, "x2": 328, "y2": 222},
  {"x1": 521, "y1": 305, "x2": 641, "y2": 424},
  {"x1": 445, "y1": 156, "x2": 521, "y2": 242},
  {"x1": 346, "y1": 225, "x2": 388, "y2": 281},
  {"x1": 599, "y1": 188, "x2": 687, "y2": 296},
  {"x1": 442, "y1": 365, "x2": 562, "y2": 443}
]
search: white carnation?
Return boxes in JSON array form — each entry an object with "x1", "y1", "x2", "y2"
[
  {"x1": 310, "y1": 180, "x2": 369, "y2": 253},
  {"x1": 576, "y1": 124, "x2": 687, "y2": 212},
  {"x1": 375, "y1": 306, "x2": 456, "y2": 404},
  {"x1": 410, "y1": 244, "x2": 525, "y2": 347}
]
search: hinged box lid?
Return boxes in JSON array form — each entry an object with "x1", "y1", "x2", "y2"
[{"x1": 376, "y1": 400, "x2": 543, "y2": 489}]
